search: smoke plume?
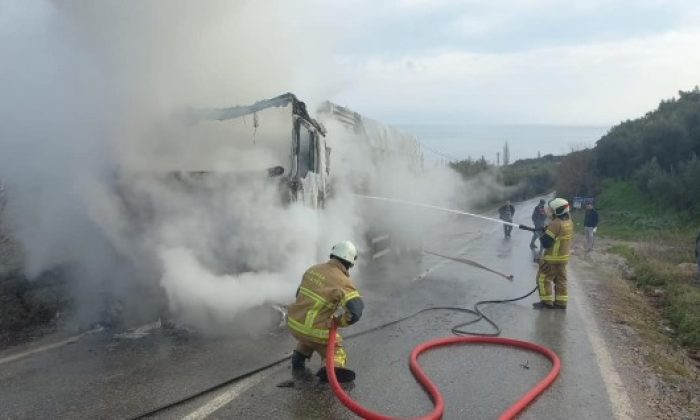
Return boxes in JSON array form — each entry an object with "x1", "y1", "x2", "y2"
[{"x1": 0, "y1": 0, "x2": 468, "y2": 332}]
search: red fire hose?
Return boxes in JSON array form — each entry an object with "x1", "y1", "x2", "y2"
[{"x1": 326, "y1": 322, "x2": 561, "y2": 420}]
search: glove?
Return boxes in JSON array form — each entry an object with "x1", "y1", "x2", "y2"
[
  {"x1": 327, "y1": 306, "x2": 346, "y2": 327},
  {"x1": 593, "y1": 227, "x2": 597, "y2": 234},
  {"x1": 326, "y1": 315, "x2": 341, "y2": 328}
]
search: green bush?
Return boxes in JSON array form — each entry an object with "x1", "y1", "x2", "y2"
[
  {"x1": 609, "y1": 243, "x2": 700, "y2": 348},
  {"x1": 594, "y1": 180, "x2": 698, "y2": 240},
  {"x1": 633, "y1": 155, "x2": 700, "y2": 213},
  {"x1": 595, "y1": 87, "x2": 700, "y2": 180},
  {"x1": 663, "y1": 283, "x2": 700, "y2": 347}
]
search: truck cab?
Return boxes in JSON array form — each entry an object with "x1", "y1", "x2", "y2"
[{"x1": 182, "y1": 92, "x2": 330, "y2": 208}]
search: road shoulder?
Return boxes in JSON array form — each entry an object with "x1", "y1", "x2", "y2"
[{"x1": 570, "y1": 243, "x2": 700, "y2": 419}]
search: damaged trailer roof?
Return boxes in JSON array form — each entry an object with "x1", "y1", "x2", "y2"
[{"x1": 183, "y1": 92, "x2": 326, "y2": 136}]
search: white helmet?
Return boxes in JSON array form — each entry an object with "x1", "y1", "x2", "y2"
[
  {"x1": 548, "y1": 198, "x2": 570, "y2": 216},
  {"x1": 330, "y1": 241, "x2": 358, "y2": 266}
]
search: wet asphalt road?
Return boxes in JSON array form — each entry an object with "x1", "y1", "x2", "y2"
[{"x1": 0, "y1": 197, "x2": 617, "y2": 419}]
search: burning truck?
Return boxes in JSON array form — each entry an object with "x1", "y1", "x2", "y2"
[
  {"x1": 108, "y1": 92, "x2": 424, "y2": 331},
  {"x1": 117, "y1": 92, "x2": 330, "y2": 215},
  {"x1": 116, "y1": 92, "x2": 424, "y2": 265}
]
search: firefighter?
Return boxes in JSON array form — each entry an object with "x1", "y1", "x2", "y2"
[
  {"x1": 287, "y1": 241, "x2": 364, "y2": 382},
  {"x1": 533, "y1": 198, "x2": 574, "y2": 310}
]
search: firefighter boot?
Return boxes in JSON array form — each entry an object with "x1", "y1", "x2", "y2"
[
  {"x1": 532, "y1": 301, "x2": 554, "y2": 310},
  {"x1": 317, "y1": 366, "x2": 356, "y2": 383},
  {"x1": 291, "y1": 350, "x2": 310, "y2": 371}
]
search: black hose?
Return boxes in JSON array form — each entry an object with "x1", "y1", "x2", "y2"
[
  {"x1": 128, "y1": 285, "x2": 538, "y2": 419},
  {"x1": 423, "y1": 250, "x2": 515, "y2": 281},
  {"x1": 448, "y1": 285, "x2": 538, "y2": 336}
]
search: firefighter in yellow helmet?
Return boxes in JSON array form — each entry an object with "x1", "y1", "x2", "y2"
[
  {"x1": 533, "y1": 198, "x2": 574, "y2": 310},
  {"x1": 287, "y1": 241, "x2": 364, "y2": 382}
]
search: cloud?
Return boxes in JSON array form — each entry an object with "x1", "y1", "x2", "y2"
[
  {"x1": 333, "y1": 26, "x2": 700, "y2": 124},
  {"x1": 336, "y1": 0, "x2": 699, "y2": 56}
]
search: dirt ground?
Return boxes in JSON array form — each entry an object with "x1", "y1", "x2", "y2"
[{"x1": 571, "y1": 238, "x2": 700, "y2": 420}]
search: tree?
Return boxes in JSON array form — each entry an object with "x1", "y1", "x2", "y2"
[
  {"x1": 590, "y1": 87, "x2": 700, "y2": 212},
  {"x1": 593, "y1": 87, "x2": 700, "y2": 179},
  {"x1": 503, "y1": 141, "x2": 510, "y2": 166},
  {"x1": 0, "y1": 183, "x2": 24, "y2": 277},
  {"x1": 449, "y1": 156, "x2": 491, "y2": 178},
  {"x1": 555, "y1": 149, "x2": 597, "y2": 199}
]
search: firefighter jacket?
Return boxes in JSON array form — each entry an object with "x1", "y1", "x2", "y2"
[
  {"x1": 287, "y1": 259, "x2": 362, "y2": 343},
  {"x1": 541, "y1": 217, "x2": 574, "y2": 264}
]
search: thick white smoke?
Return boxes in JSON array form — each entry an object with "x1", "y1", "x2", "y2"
[{"x1": 0, "y1": 0, "x2": 467, "y2": 332}]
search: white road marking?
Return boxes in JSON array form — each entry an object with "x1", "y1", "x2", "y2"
[
  {"x1": 372, "y1": 248, "x2": 391, "y2": 260},
  {"x1": 181, "y1": 370, "x2": 271, "y2": 420},
  {"x1": 0, "y1": 332, "x2": 89, "y2": 366},
  {"x1": 571, "y1": 271, "x2": 635, "y2": 420},
  {"x1": 113, "y1": 319, "x2": 162, "y2": 339}
]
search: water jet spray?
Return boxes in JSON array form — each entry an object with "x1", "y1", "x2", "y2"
[{"x1": 355, "y1": 194, "x2": 540, "y2": 232}]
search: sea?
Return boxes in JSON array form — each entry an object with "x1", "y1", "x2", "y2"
[{"x1": 399, "y1": 124, "x2": 610, "y2": 164}]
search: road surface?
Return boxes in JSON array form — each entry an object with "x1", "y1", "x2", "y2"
[{"x1": 0, "y1": 197, "x2": 632, "y2": 419}]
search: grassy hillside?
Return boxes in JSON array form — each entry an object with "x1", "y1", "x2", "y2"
[
  {"x1": 581, "y1": 179, "x2": 700, "y2": 349},
  {"x1": 594, "y1": 180, "x2": 698, "y2": 241},
  {"x1": 555, "y1": 87, "x2": 700, "y2": 214},
  {"x1": 558, "y1": 88, "x2": 700, "y2": 352}
]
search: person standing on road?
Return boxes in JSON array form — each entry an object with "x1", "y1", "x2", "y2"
[
  {"x1": 584, "y1": 203, "x2": 599, "y2": 252},
  {"x1": 695, "y1": 231, "x2": 700, "y2": 278},
  {"x1": 498, "y1": 200, "x2": 515, "y2": 239},
  {"x1": 533, "y1": 198, "x2": 574, "y2": 310},
  {"x1": 530, "y1": 199, "x2": 547, "y2": 249},
  {"x1": 287, "y1": 241, "x2": 364, "y2": 383}
]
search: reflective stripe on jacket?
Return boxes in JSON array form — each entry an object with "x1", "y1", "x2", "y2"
[
  {"x1": 287, "y1": 259, "x2": 361, "y2": 343},
  {"x1": 543, "y1": 217, "x2": 574, "y2": 264}
]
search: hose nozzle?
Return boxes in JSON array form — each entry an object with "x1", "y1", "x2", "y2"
[{"x1": 519, "y1": 224, "x2": 545, "y2": 233}]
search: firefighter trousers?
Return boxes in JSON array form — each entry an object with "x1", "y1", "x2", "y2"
[
  {"x1": 291, "y1": 330, "x2": 347, "y2": 368},
  {"x1": 536, "y1": 261, "x2": 568, "y2": 307}
]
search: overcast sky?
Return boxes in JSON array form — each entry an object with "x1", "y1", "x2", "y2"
[
  {"x1": 326, "y1": 0, "x2": 700, "y2": 126},
  {"x1": 3, "y1": 0, "x2": 699, "y2": 129}
]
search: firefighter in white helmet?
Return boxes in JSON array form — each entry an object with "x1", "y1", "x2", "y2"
[
  {"x1": 533, "y1": 198, "x2": 574, "y2": 310},
  {"x1": 287, "y1": 241, "x2": 364, "y2": 382}
]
